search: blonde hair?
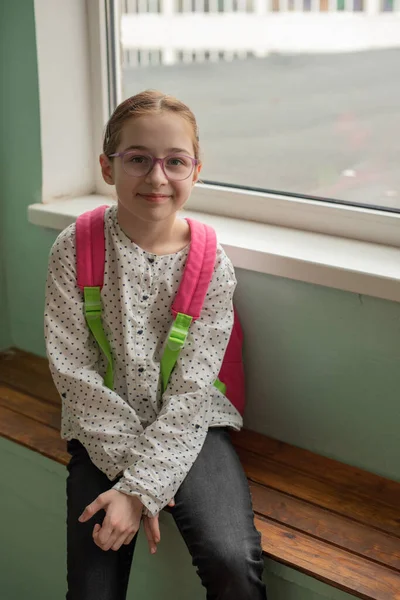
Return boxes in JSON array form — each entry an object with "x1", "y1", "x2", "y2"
[{"x1": 103, "y1": 90, "x2": 200, "y2": 158}]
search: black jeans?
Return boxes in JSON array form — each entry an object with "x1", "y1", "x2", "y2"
[{"x1": 66, "y1": 427, "x2": 267, "y2": 600}]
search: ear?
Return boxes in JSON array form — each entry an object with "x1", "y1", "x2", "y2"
[
  {"x1": 99, "y1": 154, "x2": 115, "y2": 185},
  {"x1": 192, "y1": 161, "x2": 202, "y2": 185}
]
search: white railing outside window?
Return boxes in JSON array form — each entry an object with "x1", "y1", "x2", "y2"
[{"x1": 121, "y1": 0, "x2": 400, "y2": 68}]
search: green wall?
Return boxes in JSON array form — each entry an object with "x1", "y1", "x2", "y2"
[
  {"x1": 0, "y1": 1, "x2": 398, "y2": 599},
  {"x1": 0, "y1": 0, "x2": 50, "y2": 355},
  {"x1": 0, "y1": 255, "x2": 11, "y2": 350},
  {"x1": 235, "y1": 270, "x2": 400, "y2": 481}
]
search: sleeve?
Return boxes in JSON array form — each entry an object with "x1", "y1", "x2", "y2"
[
  {"x1": 44, "y1": 225, "x2": 144, "y2": 480},
  {"x1": 112, "y1": 246, "x2": 238, "y2": 517}
]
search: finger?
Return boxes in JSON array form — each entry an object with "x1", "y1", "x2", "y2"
[
  {"x1": 143, "y1": 517, "x2": 156, "y2": 549},
  {"x1": 79, "y1": 494, "x2": 107, "y2": 523},
  {"x1": 123, "y1": 532, "x2": 136, "y2": 546},
  {"x1": 168, "y1": 498, "x2": 175, "y2": 507},
  {"x1": 148, "y1": 516, "x2": 160, "y2": 544},
  {"x1": 111, "y1": 532, "x2": 130, "y2": 552},
  {"x1": 95, "y1": 512, "x2": 116, "y2": 548},
  {"x1": 94, "y1": 523, "x2": 120, "y2": 552},
  {"x1": 93, "y1": 524, "x2": 103, "y2": 549},
  {"x1": 143, "y1": 518, "x2": 158, "y2": 554},
  {"x1": 92, "y1": 523, "x2": 105, "y2": 548}
]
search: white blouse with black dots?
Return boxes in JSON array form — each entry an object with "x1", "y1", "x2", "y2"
[{"x1": 44, "y1": 205, "x2": 243, "y2": 517}]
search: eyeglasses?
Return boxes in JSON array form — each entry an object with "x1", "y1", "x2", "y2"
[{"x1": 108, "y1": 150, "x2": 199, "y2": 181}]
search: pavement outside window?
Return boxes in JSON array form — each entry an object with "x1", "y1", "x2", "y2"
[{"x1": 122, "y1": 49, "x2": 400, "y2": 211}]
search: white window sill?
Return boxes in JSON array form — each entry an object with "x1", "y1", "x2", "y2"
[{"x1": 29, "y1": 197, "x2": 400, "y2": 303}]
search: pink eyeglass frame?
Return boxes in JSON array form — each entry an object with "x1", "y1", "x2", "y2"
[{"x1": 108, "y1": 150, "x2": 199, "y2": 181}]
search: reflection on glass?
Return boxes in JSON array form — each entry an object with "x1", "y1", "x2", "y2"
[{"x1": 118, "y1": 0, "x2": 400, "y2": 210}]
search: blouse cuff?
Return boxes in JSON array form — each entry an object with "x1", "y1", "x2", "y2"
[{"x1": 112, "y1": 480, "x2": 161, "y2": 518}]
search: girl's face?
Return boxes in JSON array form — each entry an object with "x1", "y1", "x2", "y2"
[{"x1": 100, "y1": 112, "x2": 201, "y2": 224}]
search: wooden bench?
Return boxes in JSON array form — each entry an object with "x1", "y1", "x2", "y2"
[{"x1": 0, "y1": 347, "x2": 399, "y2": 600}]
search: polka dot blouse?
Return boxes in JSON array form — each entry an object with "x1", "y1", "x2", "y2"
[{"x1": 44, "y1": 205, "x2": 243, "y2": 517}]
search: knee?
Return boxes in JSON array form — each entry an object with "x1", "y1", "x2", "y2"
[
  {"x1": 200, "y1": 540, "x2": 264, "y2": 596},
  {"x1": 215, "y1": 545, "x2": 259, "y2": 578}
]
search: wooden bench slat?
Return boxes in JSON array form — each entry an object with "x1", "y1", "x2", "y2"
[
  {"x1": 0, "y1": 405, "x2": 69, "y2": 465},
  {"x1": 249, "y1": 481, "x2": 400, "y2": 571},
  {"x1": 0, "y1": 348, "x2": 60, "y2": 406},
  {"x1": 231, "y1": 429, "x2": 400, "y2": 510},
  {"x1": 0, "y1": 384, "x2": 61, "y2": 430},
  {"x1": 256, "y1": 516, "x2": 400, "y2": 600},
  {"x1": 236, "y1": 447, "x2": 400, "y2": 537}
]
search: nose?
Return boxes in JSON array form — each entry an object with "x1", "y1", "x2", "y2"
[{"x1": 145, "y1": 159, "x2": 168, "y2": 187}]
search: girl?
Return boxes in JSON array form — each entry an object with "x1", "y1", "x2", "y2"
[{"x1": 44, "y1": 90, "x2": 267, "y2": 600}]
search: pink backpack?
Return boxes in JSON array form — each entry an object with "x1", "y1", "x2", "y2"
[{"x1": 76, "y1": 205, "x2": 245, "y2": 415}]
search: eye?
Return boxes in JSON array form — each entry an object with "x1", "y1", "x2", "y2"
[
  {"x1": 166, "y1": 156, "x2": 188, "y2": 167},
  {"x1": 127, "y1": 154, "x2": 147, "y2": 164}
]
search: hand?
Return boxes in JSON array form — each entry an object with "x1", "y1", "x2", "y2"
[
  {"x1": 142, "y1": 498, "x2": 175, "y2": 555},
  {"x1": 78, "y1": 489, "x2": 143, "y2": 552}
]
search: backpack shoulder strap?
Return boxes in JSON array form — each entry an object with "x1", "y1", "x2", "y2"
[
  {"x1": 161, "y1": 218, "x2": 218, "y2": 394},
  {"x1": 75, "y1": 205, "x2": 114, "y2": 390},
  {"x1": 76, "y1": 205, "x2": 109, "y2": 290},
  {"x1": 171, "y1": 218, "x2": 217, "y2": 319}
]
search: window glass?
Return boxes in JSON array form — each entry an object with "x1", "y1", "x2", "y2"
[{"x1": 116, "y1": 0, "x2": 400, "y2": 211}]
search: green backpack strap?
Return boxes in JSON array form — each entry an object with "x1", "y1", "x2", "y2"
[
  {"x1": 160, "y1": 218, "x2": 228, "y2": 397},
  {"x1": 214, "y1": 378, "x2": 226, "y2": 395},
  {"x1": 84, "y1": 287, "x2": 114, "y2": 390},
  {"x1": 160, "y1": 314, "x2": 227, "y2": 396},
  {"x1": 76, "y1": 206, "x2": 114, "y2": 391},
  {"x1": 160, "y1": 313, "x2": 192, "y2": 395}
]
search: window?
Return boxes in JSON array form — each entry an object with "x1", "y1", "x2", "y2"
[
  {"x1": 28, "y1": 0, "x2": 400, "y2": 302},
  {"x1": 105, "y1": 0, "x2": 400, "y2": 214}
]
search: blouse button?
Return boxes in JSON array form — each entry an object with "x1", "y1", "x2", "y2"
[
  {"x1": 142, "y1": 295, "x2": 149, "y2": 301},
  {"x1": 138, "y1": 330, "x2": 143, "y2": 335},
  {"x1": 138, "y1": 367, "x2": 144, "y2": 373}
]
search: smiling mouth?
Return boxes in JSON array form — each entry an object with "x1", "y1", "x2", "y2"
[{"x1": 139, "y1": 193, "x2": 170, "y2": 200}]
